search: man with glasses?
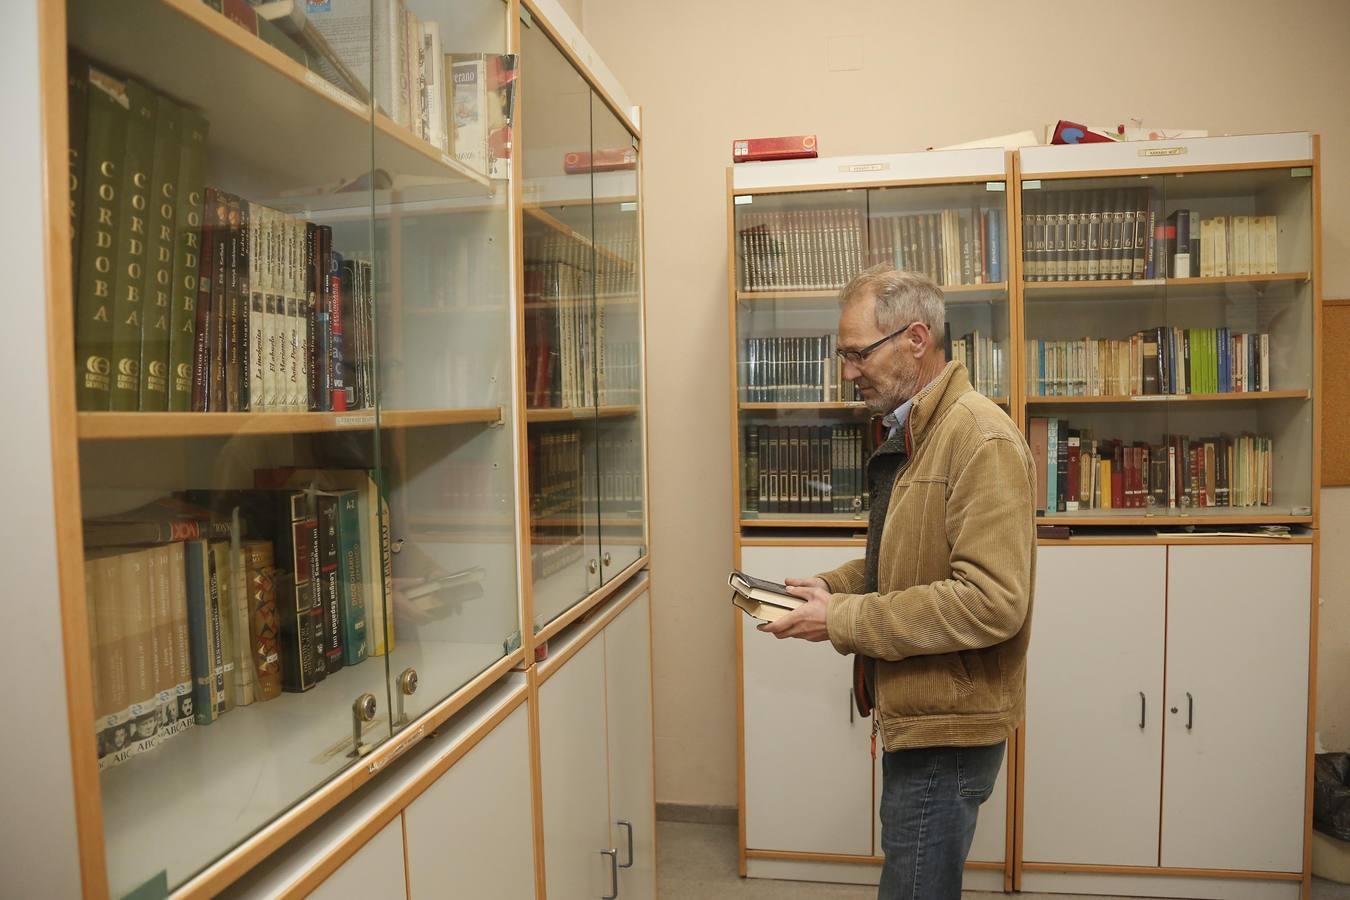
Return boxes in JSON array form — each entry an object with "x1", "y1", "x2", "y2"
[{"x1": 760, "y1": 266, "x2": 1035, "y2": 900}]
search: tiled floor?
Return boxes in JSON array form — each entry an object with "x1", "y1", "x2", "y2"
[{"x1": 656, "y1": 821, "x2": 1350, "y2": 900}]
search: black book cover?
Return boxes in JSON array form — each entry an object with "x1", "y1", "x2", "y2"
[
  {"x1": 317, "y1": 493, "x2": 344, "y2": 675},
  {"x1": 1056, "y1": 418, "x2": 1069, "y2": 512}
]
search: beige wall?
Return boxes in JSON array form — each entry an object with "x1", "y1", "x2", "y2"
[{"x1": 575, "y1": 0, "x2": 1350, "y2": 806}]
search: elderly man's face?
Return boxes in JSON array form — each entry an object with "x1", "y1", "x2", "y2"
[{"x1": 838, "y1": 294, "x2": 923, "y2": 415}]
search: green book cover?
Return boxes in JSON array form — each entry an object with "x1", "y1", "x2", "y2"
[
  {"x1": 337, "y1": 490, "x2": 368, "y2": 666},
  {"x1": 67, "y1": 52, "x2": 88, "y2": 290},
  {"x1": 74, "y1": 64, "x2": 129, "y2": 410},
  {"x1": 139, "y1": 94, "x2": 180, "y2": 410},
  {"x1": 109, "y1": 78, "x2": 157, "y2": 411},
  {"x1": 168, "y1": 109, "x2": 209, "y2": 410},
  {"x1": 182, "y1": 540, "x2": 219, "y2": 725},
  {"x1": 210, "y1": 541, "x2": 237, "y2": 713}
]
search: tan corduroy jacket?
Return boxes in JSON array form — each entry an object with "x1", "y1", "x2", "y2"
[{"x1": 820, "y1": 361, "x2": 1036, "y2": 751}]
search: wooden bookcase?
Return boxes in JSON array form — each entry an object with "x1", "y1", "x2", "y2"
[
  {"x1": 727, "y1": 134, "x2": 1322, "y2": 899},
  {"x1": 28, "y1": 0, "x2": 653, "y2": 896}
]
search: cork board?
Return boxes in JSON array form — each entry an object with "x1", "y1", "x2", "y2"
[{"x1": 1325, "y1": 301, "x2": 1350, "y2": 486}]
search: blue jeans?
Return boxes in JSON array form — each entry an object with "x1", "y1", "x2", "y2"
[{"x1": 877, "y1": 741, "x2": 1006, "y2": 900}]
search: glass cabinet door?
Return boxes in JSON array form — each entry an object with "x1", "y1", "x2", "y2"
[
  {"x1": 66, "y1": 0, "x2": 400, "y2": 894},
  {"x1": 1020, "y1": 165, "x2": 1314, "y2": 523},
  {"x1": 734, "y1": 181, "x2": 1010, "y2": 528},
  {"x1": 520, "y1": 21, "x2": 603, "y2": 628},
  {"x1": 589, "y1": 94, "x2": 647, "y2": 580},
  {"x1": 371, "y1": 0, "x2": 520, "y2": 728}
]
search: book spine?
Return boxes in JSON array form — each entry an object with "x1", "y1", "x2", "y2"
[
  {"x1": 164, "y1": 543, "x2": 194, "y2": 738},
  {"x1": 74, "y1": 64, "x2": 124, "y2": 410},
  {"x1": 67, "y1": 54, "x2": 89, "y2": 291},
  {"x1": 276, "y1": 492, "x2": 323, "y2": 691},
  {"x1": 244, "y1": 540, "x2": 283, "y2": 701},
  {"x1": 225, "y1": 193, "x2": 245, "y2": 410},
  {"x1": 138, "y1": 95, "x2": 180, "y2": 411},
  {"x1": 318, "y1": 493, "x2": 344, "y2": 674},
  {"x1": 329, "y1": 250, "x2": 347, "y2": 411},
  {"x1": 210, "y1": 541, "x2": 237, "y2": 713},
  {"x1": 147, "y1": 545, "x2": 178, "y2": 736},
  {"x1": 90, "y1": 555, "x2": 126, "y2": 767},
  {"x1": 208, "y1": 189, "x2": 229, "y2": 410},
  {"x1": 109, "y1": 80, "x2": 157, "y2": 411},
  {"x1": 249, "y1": 202, "x2": 267, "y2": 410},
  {"x1": 121, "y1": 549, "x2": 160, "y2": 756},
  {"x1": 183, "y1": 541, "x2": 219, "y2": 724},
  {"x1": 167, "y1": 110, "x2": 207, "y2": 411},
  {"x1": 338, "y1": 492, "x2": 368, "y2": 666}
]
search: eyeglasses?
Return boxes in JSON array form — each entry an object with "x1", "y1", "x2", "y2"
[{"x1": 834, "y1": 322, "x2": 917, "y2": 365}]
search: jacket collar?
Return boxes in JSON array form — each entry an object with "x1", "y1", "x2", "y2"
[{"x1": 904, "y1": 360, "x2": 973, "y2": 453}]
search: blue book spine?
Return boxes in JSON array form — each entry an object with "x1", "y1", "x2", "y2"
[
  {"x1": 988, "y1": 211, "x2": 1002, "y2": 283},
  {"x1": 183, "y1": 540, "x2": 218, "y2": 725}
]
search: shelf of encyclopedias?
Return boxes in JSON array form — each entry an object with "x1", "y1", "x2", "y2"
[
  {"x1": 57, "y1": 0, "x2": 525, "y2": 895},
  {"x1": 727, "y1": 147, "x2": 1015, "y2": 532},
  {"x1": 519, "y1": 12, "x2": 648, "y2": 638},
  {"x1": 1016, "y1": 132, "x2": 1321, "y2": 528}
]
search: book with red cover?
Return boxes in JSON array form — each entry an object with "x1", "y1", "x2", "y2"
[{"x1": 732, "y1": 135, "x2": 818, "y2": 163}]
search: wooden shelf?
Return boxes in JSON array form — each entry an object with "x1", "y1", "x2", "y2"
[
  {"x1": 1023, "y1": 273, "x2": 1308, "y2": 293},
  {"x1": 78, "y1": 408, "x2": 502, "y2": 440},
  {"x1": 737, "y1": 283, "x2": 1007, "y2": 304},
  {"x1": 1038, "y1": 511, "x2": 1313, "y2": 528},
  {"x1": 68, "y1": 0, "x2": 490, "y2": 201},
  {"x1": 523, "y1": 205, "x2": 634, "y2": 269},
  {"x1": 741, "y1": 517, "x2": 867, "y2": 529},
  {"x1": 526, "y1": 405, "x2": 641, "y2": 423},
  {"x1": 1024, "y1": 390, "x2": 1308, "y2": 407},
  {"x1": 739, "y1": 402, "x2": 870, "y2": 412}
]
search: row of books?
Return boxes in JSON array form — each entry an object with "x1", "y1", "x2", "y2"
[
  {"x1": 525, "y1": 260, "x2": 596, "y2": 409},
  {"x1": 1029, "y1": 419, "x2": 1274, "y2": 513},
  {"x1": 864, "y1": 209, "x2": 1006, "y2": 286},
  {"x1": 737, "y1": 208, "x2": 866, "y2": 292},
  {"x1": 70, "y1": 60, "x2": 376, "y2": 413},
  {"x1": 1026, "y1": 330, "x2": 1272, "y2": 397},
  {"x1": 1021, "y1": 189, "x2": 1156, "y2": 282},
  {"x1": 945, "y1": 332, "x2": 1006, "y2": 398},
  {"x1": 743, "y1": 425, "x2": 873, "y2": 515},
  {"x1": 528, "y1": 429, "x2": 585, "y2": 579},
  {"x1": 1164, "y1": 212, "x2": 1281, "y2": 278},
  {"x1": 740, "y1": 335, "x2": 855, "y2": 403},
  {"x1": 208, "y1": 2, "x2": 516, "y2": 179},
  {"x1": 83, "y1": 476, "x2": 394, "y2": 769}
]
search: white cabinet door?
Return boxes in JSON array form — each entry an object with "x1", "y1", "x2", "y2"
[
  {"x1": 309, "y1": 816, "x2": 406, "y2": 900},
  {"x1": 1022, "y1": 546, "x2": 1167, "y2": 866},
  {"x1": 604, "y1": 594, "x2": 656, "y2": 900},
  {"x1": 741, "y1": 545, "x2": 872, "y2": 855},
  {"x1": 404, "y1": 704, "x2": 536, "y2": 900},
  {"x1": 539, "y1": 637, "x2": 614, "y2": 900},
  {"x1": 1161, "y1": 544, "x2": 1310, "y2": 873}
]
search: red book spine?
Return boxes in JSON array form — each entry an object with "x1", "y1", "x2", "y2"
[{"x1": 1111, "y1": 471, "x2": 1124, "y2": 509}]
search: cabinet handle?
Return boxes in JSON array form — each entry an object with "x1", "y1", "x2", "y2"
[
  {"x1": 603, "y1": 552, "x2": 612, "y2": 567},
  {"x1": 1186, "y1": 692, "x2": 1194, "y2": 730},
  {"x1": 618, "y1": 820, "x2": 634, "y2": 868},
  {"x1": 1139, "y1": 692, "x2": 1146, "y2": 729},
  {"x1": 601, "y1": 848, "x2": 619, "y2": 899},
  {"x1": 589, "y1": 558, "x2": 600, "y2": 575}
]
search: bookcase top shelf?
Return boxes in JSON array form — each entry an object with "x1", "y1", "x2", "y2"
[
  {"x1": 523, "y1": 205, "x2": 634, "y2": 269},
  {"x1": 68, "y1": 0, "x2": 490, "y2": 201},
  {"x1": 1037, "y1": 512, "x2": 1313, "y2": 528},
  {"x1": 737, "y1": 283, "x2": 1008, "y2": 304},
  {"x1": 1018, "y1": 132, "x2": 1314, "y2": 178},
  {"x1": 1025, "y1": 390, "x2": 1308, "y2": 407},
  {"x1": 1023, "y1": 273, "x2": 1309, "y2": 295},
  {"x1": 77, "y1": 408, "x2": 503, "y2": 440},
  {"x1": 526, "y1": 405, "x2": 641, "y2": 423}
]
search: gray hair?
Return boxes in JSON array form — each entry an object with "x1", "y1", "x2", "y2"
[{"x1": 839, "y1": 265, "x2": 946, "y2": 346}]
